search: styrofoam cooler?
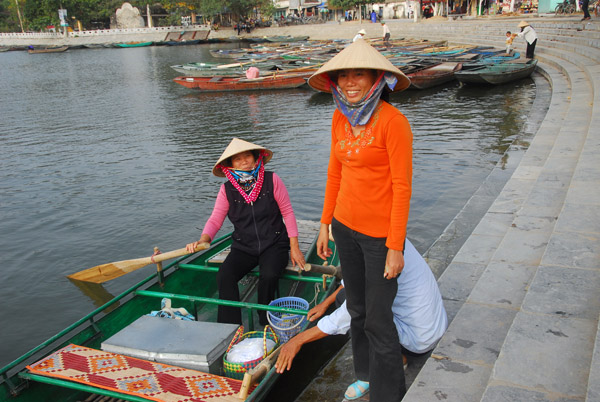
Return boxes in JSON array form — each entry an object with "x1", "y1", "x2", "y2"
[{"x1": 101, "y1": 315, "x2": 240, "y2": 373}]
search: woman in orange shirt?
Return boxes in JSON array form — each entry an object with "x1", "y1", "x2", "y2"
[{"x1": 308, "y1": 39, "x2": 412, "y2": 402}]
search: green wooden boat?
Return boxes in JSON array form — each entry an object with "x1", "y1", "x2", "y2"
[
  {"x1": 115, "y1": 41, "x2": 153, "y2": 48},
  {"x1": 455, "y1": 59, "x2": 537, "y2": 85},
  {"x1": 0, "y1": 223, "x2": 342, "y2": 402}
]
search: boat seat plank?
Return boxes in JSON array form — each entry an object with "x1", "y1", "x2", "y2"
[{"x1": 209, "y1": 76, "x2": 224, "y2": 82}]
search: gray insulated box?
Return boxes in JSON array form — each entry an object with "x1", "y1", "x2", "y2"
[{"x1": 101, "y1": 315, "x2": 240, "y2": 373}]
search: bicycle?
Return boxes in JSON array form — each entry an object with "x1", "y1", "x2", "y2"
[{"x1": 555, "y1": 0, "x2": 576, "y2": 14}]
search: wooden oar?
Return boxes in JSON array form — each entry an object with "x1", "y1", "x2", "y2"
[
  {"x1": 67, "y1": 242, "x2": 210, "y2": 284},
  {"x1": 238, "y1": 344, "x2": 284, "y2": 400}
]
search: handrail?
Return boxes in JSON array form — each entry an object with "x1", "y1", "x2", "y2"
[
  {"x1": 178, "y1": 263, "x2": 331, "y2": 284},
  {"x1": 19, "y1": 372, "x2": 151, "y2": 402},
  {"x1": 135, "y1": 290, "x2": 309, "y2": 316},
  {"x1": 0, "y1": 233, "x2": 231, "y2": 378}
]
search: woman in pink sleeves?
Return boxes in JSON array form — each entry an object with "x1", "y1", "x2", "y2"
[{"x1": 186, "y1": 138, "x2": 305, "y2": 325}]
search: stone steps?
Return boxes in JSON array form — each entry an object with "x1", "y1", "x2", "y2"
[{"x1": 400, "y1": 18, "x2": 599, "y2": 402}]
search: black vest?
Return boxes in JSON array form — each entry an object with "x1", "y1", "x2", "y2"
[{"x1": 224, "y1": 171, "x2": 289, "y2": 256}]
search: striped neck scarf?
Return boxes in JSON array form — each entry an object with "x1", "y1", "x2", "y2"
[
  {"x1": 327, "y1": 72, "x2": 398, "y2": 127},
  {"x1": 219, "y1": 151, "x2": 267, "y2": 204}
]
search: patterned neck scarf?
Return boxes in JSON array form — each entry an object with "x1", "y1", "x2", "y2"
[
  {"x1": 327, "y1": 71, "x2": 398, "y2": 127},
  {"x1": 219, "y1": 151, "x2": 266, "y2": 204}
]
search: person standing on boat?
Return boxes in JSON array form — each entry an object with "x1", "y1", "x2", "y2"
[
  {"x1": 382, "y1": 21, "x2": 391, "y2": 47},
  {"x1": 505, "y1": 31, "x2": 515, "y2": 55},
  {"x1": 515, "y1": 20, "x2": 538, "y2": 59},
  {"x1": 353, "y1": 29, "x2": 366, "y2": 42},
  {"x1": 186, "y1": 138, "x2": 305, "y2": 326},
  {"x1": 275, "y1": 238, "x2": 448, "y2": 388},
  {"x1": 308, "y1": 39, "x2": 412, "y2": 402}
]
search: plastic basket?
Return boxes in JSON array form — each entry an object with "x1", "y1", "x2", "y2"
[
  {"x1": 223, "y1": 325, "x2": 279, "y2": 380},
  {"x1": 267, "y1": 296, "x2": 309, "y2": 343}
]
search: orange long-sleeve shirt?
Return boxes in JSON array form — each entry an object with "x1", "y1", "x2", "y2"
[{"x1": 321, "y1": 101, "x2": 412, "y2": 251}]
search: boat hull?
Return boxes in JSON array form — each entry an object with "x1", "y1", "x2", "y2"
[
  {"x1": 173, "y1": 73, "x2": 310, "y2": 92},
  {"x1": 27, "y1": 46, "x2": 68, "y2": 54},
  {"x1": 455, "y1": 59, "x2": 537, "y2": 85},
  {"x1": 407, "y1": 62, "x2": 462, "y2": 89},
  {"x1": 115, "y1": 41, "x2": 153, "y2": 48}
]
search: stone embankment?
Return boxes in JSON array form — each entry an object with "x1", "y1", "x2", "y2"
[{"x1": 269, "y1": 16, "x2": 600, "y2": 402}]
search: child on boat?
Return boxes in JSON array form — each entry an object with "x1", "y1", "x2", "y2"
[
  {"x1": 186, "y1": 138, "x2": 305, "y2": 325},
  {"x1": 505, "y1": 31, "x2": 515, "y2": 55}
]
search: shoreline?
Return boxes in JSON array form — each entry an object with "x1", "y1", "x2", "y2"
[{"x1": 0, "y1": 14, "x2": 582, "y2": 47}]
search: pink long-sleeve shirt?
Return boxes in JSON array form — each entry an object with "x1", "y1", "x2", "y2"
[{"x1": 202, "y1": 172, "x2": 299, "y2": 240}]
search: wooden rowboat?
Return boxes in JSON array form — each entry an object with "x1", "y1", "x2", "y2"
[
  {"x1": 0, "y1": 222, "x2": 343, "y2": 402},
  {"x1": 455, "y1": 59, "x2": 537, "y2": 85},
  {"x1": 173, "y1": 72, "x2": 311, "y2": 92},
  {"x1": 115, "y1": 41, "x2": 153, "y2": 48},
  {"x1": 407, "y1": 62, "x2": 462, "y2": 90},
  {"x1": 27, "y1": 46, "x2": 68, "y2": 54}
]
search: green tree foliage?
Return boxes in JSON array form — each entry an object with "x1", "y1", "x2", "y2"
[
  {"x1": 328, "y1": 0, "x2": 370, "y2": 9},
  {"x1": 196, "y1": 0, "x2": 225, "y2": 22},
  {"x1": 0, "y1": 0, "x2": 275, "y2": 32},
  {"x1": 0, "y1": 0, "x2": 23, "y2": 32}
]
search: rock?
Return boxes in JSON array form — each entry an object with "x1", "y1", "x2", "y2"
[{"x1": 114, "y1": 2, "x2": 145, "y2": 29}]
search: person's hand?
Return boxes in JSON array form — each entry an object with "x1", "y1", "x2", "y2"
[
  {"x1": 186, "y1": 234, "x2": 211, "y2": 253},
  {"x1": 316, "y1": 224, "x2": 332, "y2": 261},
  {"x1": 290, "y1": 244, "x2": 305, "y2": 268},
  {"x1": 307, "y1": 303, "x2": 327, "y2": 322},
  {"x1": 186, "y1": 241, "x2": 200, "y2": 254},
  {"x1": 275, "y1": 338, "x2": 302, "y2": 373},
  {"x1": 384, "y1": 248, "x2": 405, "y2": 279}
]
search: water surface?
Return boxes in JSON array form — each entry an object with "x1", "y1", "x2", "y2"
[{"x1": 0, "y1": 44, "x2": 536, "y2": 369}]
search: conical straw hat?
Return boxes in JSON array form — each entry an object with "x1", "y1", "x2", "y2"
[
  {"x1": 307, "y1": 39, "x2": 410, "y2": 93},
  {"x1": 212, "y1": 138, "x2": 273, "y2": 177},
  {"x1": 518, "y1": 20, "x2": 530, "y2": 28}
]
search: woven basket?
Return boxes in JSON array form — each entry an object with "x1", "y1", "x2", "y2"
[
  {"x1": 267, "y1": 297, "x2": 309, "y2": 343},
  {"x1": 223, "y1": 325, "x2": 279, "y2": 379}
]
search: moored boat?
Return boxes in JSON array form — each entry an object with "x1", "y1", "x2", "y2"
[
  {"x1": 407, "y1": 62, "x2": 462, "y2": 89},
  {"x1": 0, "y1": 223, "x2": 342, "y2": 402},
  {"x1": 264, "y1": 35, "x2": 309, "y2": 43},
  {"x1": 27, "y1": 45, "x2": 68, "y2": 54},
  {"x1": 115, "y1": 41, "x2": 153, "y2": 48},
  {"x1": 455, "y1": 59, "x2": 537, "y2": 85},
  {"x1": 173, "y1": 72, "x2": 311, "y2": 92}
]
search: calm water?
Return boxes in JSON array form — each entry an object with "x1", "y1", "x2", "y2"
[{"x1": 0, "y1": 43, "x2": 536, "y2": 369}]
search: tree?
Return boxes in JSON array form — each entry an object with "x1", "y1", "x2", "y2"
[
  {"x1": 0, "y1": 0, "x2": 25, "y2": 32},
  {"x1": 196, "y1": 0, "x2": 224, "y2": 23},
  {"x1": 328, "y1": 0, "x2": 371, "y2": 22}
]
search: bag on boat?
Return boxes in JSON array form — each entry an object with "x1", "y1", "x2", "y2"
[
  {"x1": 223, "y1": 325, "x2": 279, "y2": 379},
  {"x1": 246, "y1": 66, "x2": 260, "y2": 79},
  {"x1": 147, "y1": 297, "x2": 195, "y2": 321}
]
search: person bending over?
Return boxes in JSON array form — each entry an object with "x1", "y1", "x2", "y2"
[{"x1": 275, "y1": 238, "x2": 448, "y2": 400}]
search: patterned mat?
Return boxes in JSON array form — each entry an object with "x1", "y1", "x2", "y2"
[{"x1": 27, "y1": 344, "x2": 253, "y2": 402}]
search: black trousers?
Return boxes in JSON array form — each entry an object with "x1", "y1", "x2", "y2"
[
  {"x1": 582, "y1": 0, "x2": 591, "y2": 18},
  {"x1": 217, "y1": 241, "x2": 289, "y2": 325},
  {"x1": 332, "y1": 218, "x2": 406, "y2": 402},
  {"x1": 526, "y1": 38, "x2": 537, "y2": 59}
]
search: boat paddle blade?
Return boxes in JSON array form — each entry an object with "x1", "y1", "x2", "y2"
[{"x1": 67, "y1": 243, "x2": 210, "y2": 284}]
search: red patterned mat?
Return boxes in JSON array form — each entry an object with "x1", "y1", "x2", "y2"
[{"x1": 27, "y1": 344, "x2": 253, "y2": 402}]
